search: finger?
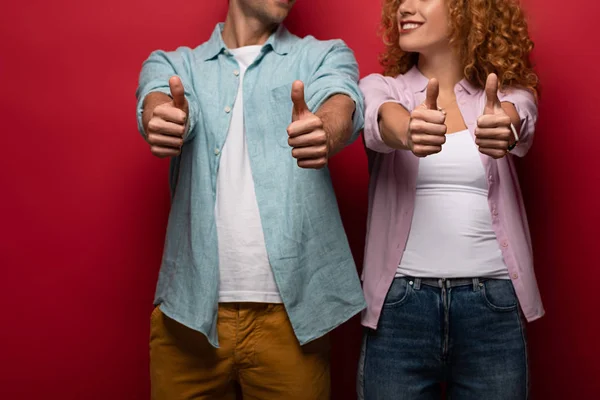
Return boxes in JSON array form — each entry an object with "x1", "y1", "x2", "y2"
[
  {"x1": 297, "y1": 157, "x2": 328, "y2": 169},
  {"x1": 411, "y1": 108, "x2": 446, "y2": 124},
  {"x1": 411, "y1": 133, "x2": 446, "y2": 147},
  {"x1": 476, "y1": 114, "x2": 511, "y2": 129},
  {"x1": 147, "y1": 133, "x2": 184, "y2": 149},
  {"x1": 291, "y1": 80, "x2": 309, "y2": 118},
  {"x1": 478, "y1": 147, "x2": 507, "y2": 159},
  {"x1": 150, "y1": 146, "x2": 181, "y2": 158},
  {"x1": 147, "y1": 118, "x2": 186, "y2": 137},
  {"x1": 410, "y1": 119, "x2": 447, "y2": 136},
  {"x1": 474, "y1": 138, "x2": 509, "y2": 150},
  {"x1": 287, "y1": 116, "x2": 323, "y2": 138},
  {"x1": 475, "y1": 126, "x2": 511, "y2": 140},
  {"x1": 169, "y1": 76, "x2": 187, "y2": 110},
  {"x1": 484, "y1": 73, "x2": 501, "y2": 113},
  {"x1": 288, "y1": 129, "x2": 327, "y2": 148},
  {"x1": 425, "y1": 78, "x2": 439, "y2": 110},
  {"x1": 153, "y1": 104, "x2": 187, "y2": 125},
  {"x1": 412, "y1": 145, "x2": 442, "y2": 157},
  {"x1": 291, "y1": 145, "x2": 328, "y2": 160}
]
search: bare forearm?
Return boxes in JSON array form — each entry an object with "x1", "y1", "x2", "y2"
[
  {"x1": 142, "y1": 92, "x2": 172, "y2": 136},
  {"x1": 378, "y1": 102, "x2": 411, "y2": 150},
  {"x1": 315, "y1": 94, "x2": 356, "y2": 157}
]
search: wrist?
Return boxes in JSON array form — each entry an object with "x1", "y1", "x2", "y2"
[{"x1": 507, "y1": 122, "x2": 519, "y2": 151}]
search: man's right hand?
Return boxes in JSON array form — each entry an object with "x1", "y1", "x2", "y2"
[
  {"x1": 407, "y1": 78, "x2": 447, "y2": 157},
  {"x1": 144, "y1": 76, "x2": 189, "y2": 158}
]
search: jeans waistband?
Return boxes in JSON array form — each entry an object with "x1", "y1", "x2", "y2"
[{"x1": 404, "y1": 277, "x2": 489, "y2": 290}]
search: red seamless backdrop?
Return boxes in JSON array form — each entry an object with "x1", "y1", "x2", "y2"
[{"x1": 1, "y1": 1, "x2": 599, "y2": 399}]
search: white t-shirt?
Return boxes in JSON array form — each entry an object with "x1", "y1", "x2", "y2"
[
  {"x1": 215, "y1": 46, "x2": 282, "y2": 303},
  {"x1": 397, "y1": 130, "x2": 510, "y2": 279}
]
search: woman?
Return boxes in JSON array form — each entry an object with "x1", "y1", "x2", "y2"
[{"x1": 357, "y1": 0, "x2": 543, "y2": 398}]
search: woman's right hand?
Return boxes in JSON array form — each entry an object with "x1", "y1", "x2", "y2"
[{"x1": 408, "y1": 79, "x2": 447, "y2": 157}]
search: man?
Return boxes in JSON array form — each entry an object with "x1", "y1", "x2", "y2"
[{"x1": 135, "y1": 0, "x2": 366, "y2": 398}]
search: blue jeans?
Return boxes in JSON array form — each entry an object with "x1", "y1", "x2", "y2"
[{"x1": 357, "y1": 277, "x2": 528, "y2": 399}]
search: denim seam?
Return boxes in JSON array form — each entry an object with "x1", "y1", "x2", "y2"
[
  {"x1": 516, "y1": 306, "x2": 529, "y2": 399},
  {"x1": 356, "y1": 330, "x2": 367, "y2": 400}
]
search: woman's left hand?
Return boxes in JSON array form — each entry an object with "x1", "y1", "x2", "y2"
[{"x1": 475, "y1": 74, "x2": 515, "y2": 159}]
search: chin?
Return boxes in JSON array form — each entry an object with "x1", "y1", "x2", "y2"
[
  {"x1": 398, "y1": 40, "x2": 422, "y2": 54},
  {"x1": 272, "y1": 12, "x2": 289, "y2": 23},
  {"x1": 399, "y1": 37, "x2": 440, "y2": 55},
  {"x1": 263, "y1": 4, "x2": 290, "y2": 23}
]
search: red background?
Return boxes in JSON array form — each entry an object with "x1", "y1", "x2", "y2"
[{"x1": 1, "y1": 0, "x2": 599, "y2": 398}]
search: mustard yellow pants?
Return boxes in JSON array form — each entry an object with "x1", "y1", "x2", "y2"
[{"x1": 150, "y1": 303, "x2": 330, "y2": 399}]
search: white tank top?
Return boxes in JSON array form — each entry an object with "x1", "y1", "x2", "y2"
[{"x1": 396, "y1": 130, "x2": 509, "y2": 279}]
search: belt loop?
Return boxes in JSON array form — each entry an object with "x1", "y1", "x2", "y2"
[
  {"x1": 472, "y1": 278, "x2": 479, "y2": 291},
  {"x1": 413, "y1": 278, "x2": 421, "y2": 290}
]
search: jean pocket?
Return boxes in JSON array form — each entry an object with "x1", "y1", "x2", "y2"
[
  {"x1": 480, "y1": 279, "x2": 518, "y2": 312},
  {"x1": 383, "y1": 278, "x2": 411, "y2": 307}
]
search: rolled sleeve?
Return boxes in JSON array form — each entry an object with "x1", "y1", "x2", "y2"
[
  {"x1": 304, "y1": 41, "x2": 364, "y2": 145},
  {"x1": 135, "y1": 48, "x2": 199, "y2": 142},
  {"x1": 499, "y1": 88, "x2": 538, "y2": 157},
  {"x1": 359, "y1": 73, "x2": 411, "y2": 154}
]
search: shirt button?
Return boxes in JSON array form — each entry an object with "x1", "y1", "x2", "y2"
[
  {"x1": 502, "y1": 241, "x2": 509, "y2": 248},
  {"x1": 224, "y1": 106, "x2": 231, "y2": 113},
  {"x1": 512, "y1": 273, "x2": 519, "y2": 279},
  {"x1": 233, "y1": 69, "x2": 240, "y2": 76},
  {"x1": 214, "y1": 148, "x2": 220, "y2": 155},
  {"x1": 492, "y1": 208, "x2": 498, "y2": 216}
]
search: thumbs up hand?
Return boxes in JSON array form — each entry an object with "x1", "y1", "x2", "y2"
[
  {"x1": 407, "y1": 78, "x2": 447, "y2": 157},
  {"x1": 146, "y1": 76, "x2": 189, "y2": 158},
  {"x1": 475, "y1": 73, "x2": 513, "y2": 159},
  {"x1": 286, "y1": 80, "x2": 328, "y2": 169}
]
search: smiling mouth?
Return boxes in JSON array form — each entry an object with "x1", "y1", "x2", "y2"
[{"x1": 400, "y1": 22, "x2": 423, "y2": 33}]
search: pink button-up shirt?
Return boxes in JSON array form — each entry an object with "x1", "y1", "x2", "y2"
[{"x1": 358, "y1": 66, "x2": 545, "y2": 329}]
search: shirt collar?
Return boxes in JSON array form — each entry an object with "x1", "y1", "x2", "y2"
[
  {"x1": 405, "y1": 65, "x2": 480, "y2": 95},
  {"x1": 203, "y1": 23, "x2": 293, "y2": 60}
]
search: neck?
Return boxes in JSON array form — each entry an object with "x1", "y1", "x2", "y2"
[
  {"x1": 417, "y1": 48, "x2": 463, "y2": 96},
  {"x1": 222, "y1": 2, "x2": 277, "y2": 49}
]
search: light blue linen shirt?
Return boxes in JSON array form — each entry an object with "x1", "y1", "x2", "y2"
[{"x1": 136, "y1": 23, "x2": 366, "y2": 347}]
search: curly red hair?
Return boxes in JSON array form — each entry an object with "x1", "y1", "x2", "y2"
[{"x1": 379, "y1": 0, "x2": 539, "y2": 97}]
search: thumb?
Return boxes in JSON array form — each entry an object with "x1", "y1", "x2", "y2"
[
  {"x1": 291, "y1": 80, "x2": 309, "y2": 119},
  {"x1": 169, "y1": 76, "x2": 186, "y2": 110},
  {"x1": 484, "y1": 73, "x2": 501, "y2": 113},
  {"x1": 424, "y1": 78, "x2": 439, "y2": 110}
]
